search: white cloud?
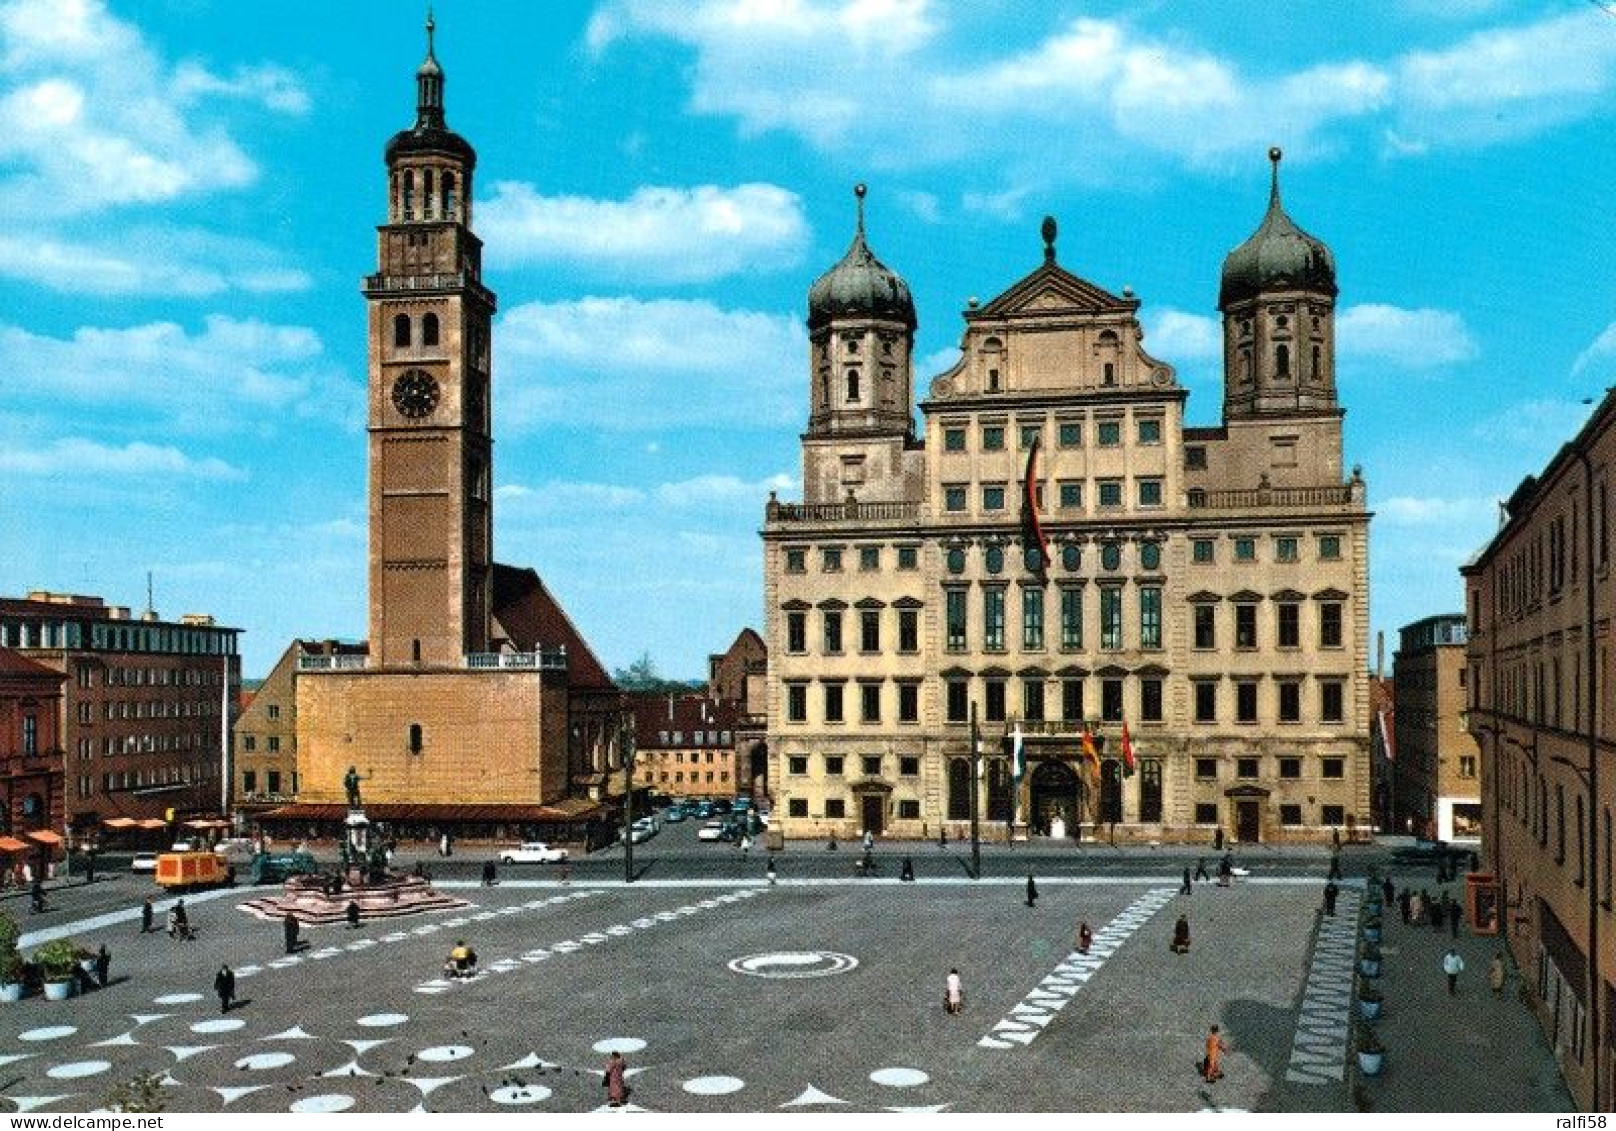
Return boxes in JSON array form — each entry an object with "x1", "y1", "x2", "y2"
[
  {"x1": 654, "y1": 473, "x2": 796, "y2": 507},
  {"x1": 1377, "y1": 494, "x2": 1498, "y2": 526},
  {"x1": 495, "y1": 296, "x2": 804, "y2": 431},
  {"x1": 478, "y1": 182, "x2": 809, "y2": 282},
  {"x1": 0, "y1": 228, "x2": 312, "y2": 296},
  {"x1": 1572, "y1": 321, "x2": 1616, "y2": 377},
  {"x1": 1471, "y1": 398, "x2": 1596, "y2": 450},
  {"x1": 1337, "y1": 303, "x2": 1478, "y2": 369},
  {"x1": 170, "y1": 61, "x2": 310, "y2": 114},
  {"x1": 496, "y1": 472, "x2": 796, "y2": 515},
  {"x1": 0, "y1": 437, "x2": 243, "y2": 479},
  {"x1": 1144, "y1": 310, "x2": 1222, "y2": 361}
]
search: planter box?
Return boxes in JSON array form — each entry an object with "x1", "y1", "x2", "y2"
[
  {"x1": 42, "y1": 980, "x2": 73, "y2": 1001},
  {"x1": 1362, "y1": 926, "x2": 1382, "y2": 943},
  {"x1": 1359, "y1": 957, "x2": 1382, "y2": 977},
  {"x1": 1358, "y1": 998, "x2": 1382, "y2": 1020},
  {"x1": 1358, "y1": 1050, "x2": 1384, "y2": 1076},
  {"x1": 0, "y1": 982, "x2": 21, "y2": 1003}
]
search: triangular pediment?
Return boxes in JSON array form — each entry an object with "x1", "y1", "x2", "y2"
[{"x1": 974, "y1": 263, "x2": 1136, "y2": 319}]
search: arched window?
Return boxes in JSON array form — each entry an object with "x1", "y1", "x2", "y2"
[
  {"x1": 402, "y1": 171, "x2": 415, "y2": 219},
  {"x1": 846, "y1": 369, "x2": 860, "y2": 404},
  {"x1": 442, "y1": 172, "x2": 457, "y2": 219},
  {"x1": 422, "y1": 313, "x2": 440, "y2": 347},
  {"x1": 394, "y1": 314, "x2": 411, "y2": 348},
  {"x1": 422, "y1": 169, "x2": 435, "y2": 218},
  {"x1": 1275, "y1": 343, "x2": 1290, "y2": 376}
]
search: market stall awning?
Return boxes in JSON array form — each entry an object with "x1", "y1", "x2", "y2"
[
  {"x1": 136, "y1": 818, "x2": 167, "y2": 830},
  {"x1": 261, "y1": 802, "x2": 610, "y2": 823},
  {"x1": 0, "y1": 837, "x2": 29, "y2": 853},
  {"x1": 101, "y1": 817, "x2": 138, "y2": 830},
  {"x1": 24, "y1": 830, "x2": 62, "y2": 845},
  {"x1": 182, "y1": 818, "x2": 231, "y2": 830}
]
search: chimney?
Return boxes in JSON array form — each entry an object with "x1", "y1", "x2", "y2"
[
  {"x1": 667, "y1": 694, "x2": 674, "y2": 721},
  {"x1": 1375, "y1": 631, "x2": 1384, "y2": 681}
]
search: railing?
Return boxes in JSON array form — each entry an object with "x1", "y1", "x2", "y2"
[
  {"x1": 296, "y1": 654, "x2": 368, "y2": 672},
  {"x1": 362, "y1": 271, "x2": 495, "y2": 304},
  {"x1": 1186, "y1": 483, "x2": 1359, "y2": 509},
  {"x1": 466, "y1": 648, "x2": 568, "y2": 671},
  {"x1": 768, "y1": 500, "x2": 923, "y2": 523}
]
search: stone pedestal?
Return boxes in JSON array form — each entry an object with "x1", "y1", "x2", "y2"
[{"x1": 238, "y1": 871, "x2": 468, "y2": 924}]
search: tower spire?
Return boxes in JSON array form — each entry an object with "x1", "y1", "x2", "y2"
[
  {"x1": 416, "y1": 5, "x2": 445, "y2": 129},
  {"x1": 854, "y1": 182, "x2": 867, "y2": 238},
  {"x1": 1268, "y1": 145, "x2": 1283, "y2": 211}
]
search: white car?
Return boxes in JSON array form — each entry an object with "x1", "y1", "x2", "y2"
[
  {"x1": 621, "y1": 818, "x2": 657, "y2": 845},
  {"x1": 498, "y1": 842, "x2": 568, "y2": 865},
  {"x1": 697, "y1": 821, "x2": 727, "y2": 842},
  {"x1": 130, "y1": 853, "x2": 158, "y2": 873}
]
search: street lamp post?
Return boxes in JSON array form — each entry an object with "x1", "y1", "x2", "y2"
[
  {"x1": 620, "y1": 717, "x2": 636, "y2": 885},
  {"x1": 969, "y1": 702, "x2": 981, "y2": 881}
]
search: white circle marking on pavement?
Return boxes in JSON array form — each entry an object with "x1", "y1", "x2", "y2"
[
  {"x1": 153, "y1": 993, "x2": 202, "y2": 1005},
  {"x1": 727, "y1": 951, "x2": 859, "y2": 979},
  {"x1": 416, "y1": 1045, "x2": 474, "y2": 1062},
  {"x1": 290, "y1": 1094, "x2": 354, "y2": 1113},
  {"x1": 683, "y1": 1075, "x2": 745, "y2": 1095},
  {"x1": 192, "y1": 1018, "x2": 246, "y2": 1034},
  {"x1": 592, "y1": 1037, "x2": 646, "y2": 1054},
  {"x1": 18, "y1": 1026, "x2": 76, "y2": 1042},
  {"x1": 47, "y1": 1060, "x2": 110, "y2": 1079},
  {"x1": 871, "y1": 1067, "x2": 929, "y2": 1088},
  {"x1": 236, "y1": 1052, "x2": 296, "y2": 1071},
  {"x1": 491, "y1": 1084, "x2": 552, "y2": 1105},
  {"x1": 356, "y1": 1013, "x2": 410, "y2": 1028}
]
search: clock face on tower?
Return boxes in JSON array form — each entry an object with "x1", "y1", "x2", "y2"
[{"x1": 391, "y1": 369, "x2": 440, "y2": 419}]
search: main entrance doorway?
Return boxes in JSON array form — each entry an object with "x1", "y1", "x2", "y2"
[
  {"x1": 1030, "y1": 760, "x2": 1080, "y2": 838},
  {"x1": 861, "y1": 793, "x2": 884, "y2": 837},
  {"x1": 1236, "y1": 800, "x2": 1260, "y2": 844}
]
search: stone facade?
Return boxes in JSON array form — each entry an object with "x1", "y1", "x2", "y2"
[
  {"x1": 1392, "y1": 614, "x2": 1480, "y2": 841},
  {"x1": 1462, "y1": 387, "x2": 1616, "y2": 1112},
  {"x1": 764, "y1": 157, "x2": 1371, "y2": 846},
  {"x1": 0, "y1": 648, "x2": 66, "y2": 857},
  {"x1": 629, "y1": 694, "x2": 743, "y2": 801}
]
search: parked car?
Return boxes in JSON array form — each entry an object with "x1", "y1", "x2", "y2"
[
  {"x1": 621, "y1": 818, "x2": 657, "y2": 845},
  {"x1": 130, "y1": 853, "x2": 159, "y2": 874},
  {"x1": 733, "y1": 797, "x2": 753, "y2": 812},
  {"x1": 498, "y1": 842, "x2": 569, "y2": 864},
  {"x1": 663, "y1": 807, "x2": 687, "y2": 823},
  {"x1": 697, "y1": 820, "x2": 727, "y2": 842},
  {"x1": 711, "y1": 799, "x2": 733, "y2": 815},
  {"x1": 691, "y1": 802, "x2": 713, "y2": 819}
]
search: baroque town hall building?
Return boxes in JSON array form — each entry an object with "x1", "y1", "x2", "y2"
[{"x1": 764, "y1": 155, "x2": 1371, "y2": 844}]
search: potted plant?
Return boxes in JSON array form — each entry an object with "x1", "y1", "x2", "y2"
[
  {"x1": 1359, "y1": 941, "x2": 1383, "y2": 978},
  {"x1": 1362, "y1": 914, "x2": 1383, "y2": 944},
  {"x1": 1356, "y1": 1024, "x2": 1385, "y2": 1075},
  {"x1": 0, "y1": 913, "x2": 22, "y2": 1001},
  {"x1": 34, "y1": 939, "x2": 79, "y2": 1000},
  {"x1": 1357, "y1": 980, "x2": 1383, "y2": 1020}
]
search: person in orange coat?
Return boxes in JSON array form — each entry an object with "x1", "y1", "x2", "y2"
[{"x1": 1203, "y1": 1025, "x2": 1227, "y2": 1082}]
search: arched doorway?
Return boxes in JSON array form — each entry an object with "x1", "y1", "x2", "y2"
[{"x1": 1030, "y1": 760, "x2": 1079, "y2": 838}]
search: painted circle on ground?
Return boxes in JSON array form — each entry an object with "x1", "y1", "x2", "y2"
[
  {"x1": 356, "y1": 1013, "x2": 409, "y2": 1028},
  {"x1": 727, "y1": 951, "x2": 859, "y2": 979},
  {"x1": 416, "y1": 1045, "x2": 474, "y2": 1062},
  {"x1": 18, "y1": 1026, "x2": 76, "y2": 1042},
  {"x1": 236, "y1": 1052, "x2": 295, "y2": 1071},
  {"x1": 871, "y1": 1067, "x2": 929, "y2": 1088},
  {"x1": 592, "y1": 1037, "x2": 646, "y2": 1054},
  {"x1": 47, "y1": 1060, "x2": 110, "y2": 1079},
  {"x1": 192, "y1": 1018, "x2": 246, "y2": 1034},
  {"x1": 153, "y1": 993, "x2": 202, "y2": 1005},
  {"x1": 290, "y1": 1094, "x2": 354, "y2": 1113},
  {"x1": 683, "y1": 1075, "x2": 745, "y2": 1095},
  {"x1": 491, "y1": 1084, "x2": 552, "y2": 1105}
]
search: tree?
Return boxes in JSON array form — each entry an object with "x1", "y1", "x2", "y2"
[{"x1": 613, "y1": 652, "x2": 699, "y2": 694}]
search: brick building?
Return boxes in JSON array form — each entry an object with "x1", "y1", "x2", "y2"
[
  {"x1": 630, "y1": 694, "x2": 743, "y2": 802},
  {"x1": 1392, "y1": 614, "x2": 1480, "y2": 842},
  {"x1": 0, "y1": 648, "x2": 66, "y2": 867}
]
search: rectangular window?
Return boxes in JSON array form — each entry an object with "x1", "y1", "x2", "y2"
[
  {"x1": 1195, "y1": 758, "x2": 1218, "y2": 779},
  {"x1": 785, "y1": 549, "x2": 806, "y2": 573},
  {"x1": 1062, "y1": 679, "x2": 1084, "y2": 721},
  {"x1": 946, "y1": 589, "x2": 968, "y2": 651},
  {"x1": 859, "y1": 546, "x2": 880, "y2": 571},
  {"x1": 1058, "y1": 481, "x2": 1083, "y2": 509},
  {"x1": 788, "y1": 797, "x2": 808, "y2": 816},
  {"x1": 1279, "y1": 681, "x2": 1301, "y2": 722},
  {"x1": 898, "y1": 608, "x2": 919, "y2": 653},
  {"x1": 1235, "y1": 604, "x2": 1257, "y2": 649},
  {"x1": 1060, "y1": 587, "x2": 1083, "y2": 649},
  {"x1": 984, "y1": 588, "x2": 1006, "y2": 651},
  {"x1": 825, "y1": 799, "x2": 845, "y2": 818},
  {"x1": 1101, "y1": 679, "x2": 1123, "y2": 722},
  {"x1": 824, "y1": 684, "x2": 844, "y2": 723},
  {"x1": 1322, "y1": 758, "x2": 1345, "y2": 779},
  {"x1": 1023, "y1": 679, "x2": 1045, "y2": 721},
  {"x1": 1137, "y1": 478, "x2": 1163, "y2": 508},
  {"x1": 1195, "y1": 802, "x2": 1219, "y2": 824},
  {"x1": 242, "y1": 770, "x2": 257, "y2": 794},
  {"x1": 982, "y1": 484, "x2": 1006, "y2": 511},
  {"x1": 1319, "y1": 534, "x2": 1342, "y2": 560},
  {"x1": 267, "y1": 735, "x2": 281, "y2": 753},
  {"x1": 1186, "y1": 446, "x2": 1207, "y2": 470},
  {"x1": 860, "y1": 684, "x2": 881, "y2": 723},
  {"x1": 1235, "y1": 537, "x2": 1256, "y2": 562},
  {"x1": 1194, "y1": 682, "x2": 1217, "y2": 723},
  {"x1": 1280, "y1": 804, "x2": 1302, "y2": 826},
  {"x1": 787, "y1": 611, "x2": 807, "y2": 653},
  {"x1": 1280, "y1": 757, "x2": 1302, "y2": 779},
  {"x1": 1459, "y1": 755, "x2": 1476, "y2": 778},
  {"x1": 1194, "y1": 604, "x2": 1216, "y2": 649},
  {"x1": 898, "y1": 683, "x2": 919, "y2": 723},
  {"x1": 1321, "y1": 681, "x2": 1345, "y2": 723},
  {"x1": 984, "y1": 680, "x2": 1006, "y2": 722},
  {"x1": 1100, "y1": 588, "x2": 1123, "y2": 649},
  {"x1": 1276, "y1": 536, "x2": 1299, "y2": 562},
  {"x1": 1236, "y1": 681, "x2": 1258, "y2": 723},
  {"x1": 862, "y1": 755, "x2": 882, "y2": 777},
  {"x1": 823, "y1": 610, "x2": 843, "y2": 653},
  {"x1": 787, "y1": 684, "x2": 808, "y2": 723},
  {"x1": 1193, "y1": 539, "x2": 1214, "y2": 564},
  {"x1": 243, "y1": 735, "x2": 257, "y2": 752},
  {"x1": 1141, "y1": 678, "x2": 1163, "y2": 722},
  {"x1": 1139, "y1": 586, "x2": 1162, "y2": 649},
  {"x1": 1237, "y1": 757, "x2": 1259, "y2": 779},
  {"x1": 945, "y1": 486, "x2": 967, "y2": 512},
  {"x1": 1320, "y1": 602, "x2": 1343, "y2": 648},
  {"x1": 897, "y1": 799, "x2": 920, "y2": 819},
  {"x1": 1137, "y1": 418, "x2": 1162, "y2": 445},
  {"x1": 1098, "y1": 480, "x2": 1123, "y2": 508},
  {"x1": 897, "y1": 545, "x2": 918, "y2": 570},
  {"x1": 982, "y1": 425, "x2": 1005, "y2": 451},
  {"x1": 860, "y1": 609, "x2": 880, "y2": 652},
  {"x1": 823, "y1": 548, "x2": 842, "y2": 572},
  {"x1": 946, "y1": 680, "x2": 968, "y2": 723},
  {"x1": 1058, "y1": 421, "x2": 1082, "y2": 448},
  {"x1": 901, "y1": 756, "x2": 920, "y2": 776},
  {"x1": 1022, "y1": 587, "x2": 1045, "y2": 650},
  {"x1": 944, "y1": 427, "x2": 966, "y2": 452},
  {"x1": 1322, "y1": 804, "x2": 1345, "y2": 825},
  {"x1": 1097, "y1": 420, "x2": 1121, "y2": 446},
  {"x1": 1139, "y1": 760, "x2": 1163, "y2": 823},
  {"x1": 1020, "y1": 424, "x2": 1042, "y2": 449},
  {"x1": 1278, "y1": 603, "x2": 1300, "y2": 648},
  {"x1": 266, "y1": 770, "x2": 281, "y2": 793}
]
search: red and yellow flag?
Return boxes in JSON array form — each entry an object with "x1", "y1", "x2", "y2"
[
  {"x1": 1080, "y1": 725, "x2": 1101, "y2": 775},
  {"x1": 1120, "y1": 721, "x2": 1136, "y2": 778}
]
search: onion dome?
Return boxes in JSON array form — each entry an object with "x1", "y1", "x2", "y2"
[
  {"x1": 385, "y1": 10, "x2": 476, "y2": 168},
  {"x1": 1219, "y1": 148, "x2": 1334, "y2": 310},
  {"x1": 807, "y1": 184, "x2": 916, "y2": 332}
]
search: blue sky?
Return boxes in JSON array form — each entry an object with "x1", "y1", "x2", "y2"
[{"x1": 2, "y1": 0, "x2": 1614, "y2": 681}]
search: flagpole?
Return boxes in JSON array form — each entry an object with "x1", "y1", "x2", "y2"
[{"x1": 969, "y1": 702, "x2": 981, "y2": 881}]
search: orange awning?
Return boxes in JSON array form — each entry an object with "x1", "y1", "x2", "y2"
[
  {"x1": 136, "y1": 818, "x2": 167, "y2": 830},
  {"x1": 102, "y1": 817, "x2": 137, "y2": 829},
  {"x1": 0, "y1": 837, "x2": 28, "y2": 853},
  {"x1": 24, "y1": 830, "x2": 62, "y2": 845},
  {"x1": 183, "y1": 818, "x2": 231, "y2": 830}
]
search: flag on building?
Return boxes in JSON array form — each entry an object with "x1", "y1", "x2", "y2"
[
  {"x1": 1011, "y1": 723, "x2": 1025, "y2": 783},
  {"x1": 1021, "y1": 436, "x2": 1052, "y2": 583},
  {"x1": 1120, "y1": 720, "x2": 1136, "y2": 778},
  {"x1": 1080, "y1": 725, "x2": 1100, "y2": 774}
]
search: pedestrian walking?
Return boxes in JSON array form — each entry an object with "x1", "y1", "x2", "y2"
[
  {"x1": 346, "y1": 900, "x2": 361, "y2": 929},
  {"x1": 900, "y1": 857, "x2": 914, "y2": 882},
  {"x1": 84, "y1": 854, "x2": 95, "y2": 884},
  {"x1": 1331, "y1": 826, "x2": 1341, "y2": 852},
  {"x1": 1328, "y1": 853, "x2": 1342, "y2": 881},
  {"x1": 1181, "y1": 867, "x2": 1192, "y2": 895},
  {"x1": 141, "y1": 897, "x2": 154, "y2": 934},
  {"x1": 1171, "y1": 914, "x2": 1191, "y2": 954},
  {"x1": 1076, "y1": 921, "x2": 1093, "y2": 955},
  {"x1": 1323, "y1": 880, "x2": 1339, "y2": 916},
  {"x1": 863, "y1": 830, "x2": 874, "y2": 854},
  {"x1": 481, "y1": 860, "x2": 496, "y2": 887},
  {"x1": 603, "y1": 1050, "x2": 629, "y2": 1107},
  {"x1": 94, "y1": 944, "x2": 110, "y2": 988},
  {"x1": 944, "y1": 968, "x2": 964, "y2": 1015},
  {"x1": 766, "y1": 857, "x2": 777, "y2": 886},
  {"x1": 1217, "y1": 854, "x2": 1233, "y2": 888},
  {"x1": 29, "y1": 878, "x2": 45, "y2": 914},
  {"x1": 1411, "y1": 890, "x2": 1427, "y2": 925},
  {"x1": 1194, "y1": 857, "x2": 1210, "y2": 882},
  {"x1": 1442, "y1": 947, "x2": 1465, "y2": 995},
  {"x1": 1214, "y1": 827, "x2": 1224, "y2": 852},
  {"x1": 214, "y1": 964, "x2": 236, "y2": 1013},
  {"x1": 1381, "y1": 875, "x2": 1395, "y2": 906},
  {"x1": 1398, "y1": 887, "x2": 1411, "y2": 924},
  {"x1": 1489, "y1": 952, "x2": 1506, "y2": 996},
  {"x1": 283, "y1": 912, "x2": 300, "y2": 954},
  {"x1": 1202, "y1": 1025, "x2": 1227, "y2": 1082},
  {"x1": 1449, "y1": 897, "x2": 1462, "y2": 938},
  {"x1": 1430, "y1": 895, "x2": 1446, "y2": 932},
  {"x1": 1025, "y1": 874, "x2": 1038, "y2": 908}
]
